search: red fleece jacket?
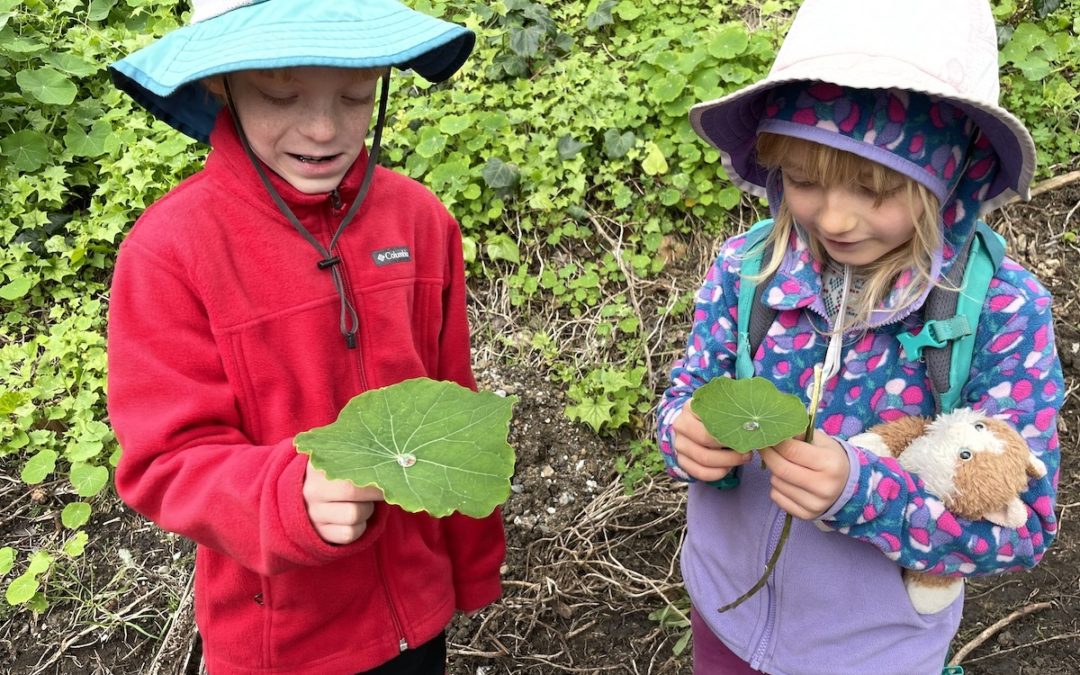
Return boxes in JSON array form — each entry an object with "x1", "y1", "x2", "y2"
[{"x1": 107, "y1": 114, "x2": 505, "y2": 675}]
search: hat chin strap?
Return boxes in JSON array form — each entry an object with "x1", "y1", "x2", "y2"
[{"x1": 223, "y1": 73, "x2": 392, "y2": 349}]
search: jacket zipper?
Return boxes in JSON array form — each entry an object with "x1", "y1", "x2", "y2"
[
  {"x1": 325, "y1": 190, "x2": 368, "y2": 390},
  {"x1": 376, "y1": 537, "x2": 408, "y2": 652},
  {"x1": 750, "y1": 508, "x2": 786, "y2": 669}
]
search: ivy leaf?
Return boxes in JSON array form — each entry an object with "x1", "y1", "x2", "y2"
[
  {"x1": 482, "y1": 157, "x2": 520, "y2": 189},
  {"x1": 296, "y1": 378, "x2": 516, "y2": 518},
  {"x1": 557, "y1": 134, "x2": 589, "y2": 160},
  {"x1": 509, "y1": 25, "x2": 543, "y2": 57},
  {"x1": 69, "y1": 462, "x2": 109, "y2": 497},
  {"x1": 603, "y1": 129, "x2": 636, "y2": 159},
  {"x1": 691, "y1": 377, "x2": 808, "y2": 453},
  {"x1": 566, "y1": 397, "x2": 615, "y2": 434},
  {"x1": 1034, "y1": 0, "x2": 1060, "y2": 17},
  {"x1": 17, "y1": 67, "x2": 78, "y2": 105},
  {"x1": 61, "y1": 502, "x2": 92, "y2": 530},
  {"x1": 586, "y1": 0, "x2": 616, "y2": 30},
  {"x1": 485, "y1": 233, "x2": 521, "y2": 264},
  {"x1": 641, "y1": 141, "x2": 669, "y2": 176},
  {"x1": 1, "y1": 130, "x2": 49, "y2": 172}
]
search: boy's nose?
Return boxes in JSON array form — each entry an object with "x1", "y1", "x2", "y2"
[{"x1": 300, "y1": 109, "x2": 338, "y2": 142}]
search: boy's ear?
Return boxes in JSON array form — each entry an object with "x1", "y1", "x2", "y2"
[{"x1": 203, "y1": 75, "x2": 226, "y2": 98}]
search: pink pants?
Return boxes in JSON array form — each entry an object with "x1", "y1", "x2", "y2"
[{"x1": 691, "y1": 606, "x2": 765, "y2": 675}]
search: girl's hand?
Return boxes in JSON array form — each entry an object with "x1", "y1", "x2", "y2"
[
  {"x1": 672, "y1": 400, "x2": 754, "y2": 482},
  {"x1": 303, "y1": 462, "x2": 385, "y2": 545},
  {"x1": 759, "y1": 433, "x2": 848, "y2": 520}
]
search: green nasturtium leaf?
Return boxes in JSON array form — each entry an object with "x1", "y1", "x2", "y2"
[
  {"x1": 70, "y1": 462, "x2": 109, "y2": 497},
  {"x1": 0, "y1": 547, "x2": 14, "y2": 576},
  {"x1": 296, "y1": 378, "x2": 517, "y2": 518},
  {"x1": 63, "y1": 532, "x2": 89, "y2": 558},
  {"x1": 691, "y1": 377, "x2": 808, "y2": 453},
  {"x1": 17, "y1": 67, "x2": 78, "y2": 105},
  {"x1": 61, "y1": 502, "x2": 92, "y2": 530}
]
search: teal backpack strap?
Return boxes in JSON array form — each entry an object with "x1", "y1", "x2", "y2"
[
  {"x1": 897, "y1": 221, "x2": 1005, "y2": 413},
  {"x1": 709, "y1": 219, "x2": 775, "y2": 490},
  {"x1": 735, "y1": 219, "x2": 775, "y2": 379}
]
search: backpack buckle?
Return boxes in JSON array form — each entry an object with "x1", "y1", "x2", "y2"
[{"x1": 898, "y1": 316, "x2": 972, "y2": 360}]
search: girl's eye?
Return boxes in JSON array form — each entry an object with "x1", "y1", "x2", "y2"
[
  {"x1": 342, "y1": 96, "x2": 374, "y2": 106},
  {"x1": 786, "y1": 176, "x2": 818, "y2": 189}
]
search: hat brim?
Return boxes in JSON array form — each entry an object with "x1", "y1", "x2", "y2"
[
  {"x1": 689, "y1": 55, "x2": 1036, "y2": 211},
  {"x1": 109, "y1": 0, "x2": 475, "y2": 143}
]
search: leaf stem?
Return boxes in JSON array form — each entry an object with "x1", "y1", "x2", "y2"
[
  {"x1": 717, "y1": 513, "x2": 791, "y2": 612},
  {"x1": 718, "y1": 365, "x2": 825, "y2": 613}
]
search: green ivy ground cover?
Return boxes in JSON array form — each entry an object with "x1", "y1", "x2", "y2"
[{"x1": 1, "y1": 0, "x2": 1076, "y2": 613}]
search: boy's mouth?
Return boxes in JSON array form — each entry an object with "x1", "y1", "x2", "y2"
[{"x1": 292, "y1": 153, "x2": 339, "y2": 164}]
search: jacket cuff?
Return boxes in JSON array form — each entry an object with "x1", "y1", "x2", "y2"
[
  {"x1": 817, "y1": 439, "x2": 861, "y2": 522},
  {"x1": 454, "y1": 572, "x2": 503, "y2": 614},
  {"x1": 277, "y1": 450, "x2": 387, "y2": 567}
]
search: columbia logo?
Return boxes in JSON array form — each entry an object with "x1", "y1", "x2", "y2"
[{"x1": 372, "y1": 246, "x2": 412, "y2": 266}]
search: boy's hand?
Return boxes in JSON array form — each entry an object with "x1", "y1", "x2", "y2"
[
  {"x1": 671, "y1": 400, "x2": 754, "y2": 482},
  {"x1": 303, "y1": 462, "x2": 385, "y2": 545},
  {"x1": 759, "y1": 433, "x2": 848, "y2": 520}
]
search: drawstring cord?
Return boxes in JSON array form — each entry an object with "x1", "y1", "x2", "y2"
[
  {"x1": 821, "y1": 264, "x2": 851, "y2": 384},
  {"x1": 222, "y1": 73, "x2": 392, "y2": 349}
]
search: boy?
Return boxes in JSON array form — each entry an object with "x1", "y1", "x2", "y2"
[{"x1": 106, "y1": 1, "x2": 504, "y2": 673}]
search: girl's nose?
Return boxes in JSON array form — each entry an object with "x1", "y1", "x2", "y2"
[{"x1": 817, "y1": 188, "x2": 858, "y2": 235}]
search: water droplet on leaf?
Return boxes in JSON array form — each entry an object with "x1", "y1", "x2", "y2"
[
  {"x1": 742, "y1": 420, "x2": 760, "y2": 431},
  {"x1": 397, "y1": 453, "x2": 417, "y2": 468}
]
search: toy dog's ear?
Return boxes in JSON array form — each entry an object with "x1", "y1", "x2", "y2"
[
  {"x1": 851, "y1": 416, "x2": 930, "y2": 458},
  {"x1": 984, "y1": 498, "x2": 1029, "y2": 528},
  {"x1": 1027, "y1": 454, "x2": 1048, "y2": 479}
]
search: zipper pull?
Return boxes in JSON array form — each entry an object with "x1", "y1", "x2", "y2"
[
  {"x1": 398, "y1": 637, "x2": 408, "y2": 652},
  {"x1": 329, "y1": 188, "x2": 343, "y2": 211}
]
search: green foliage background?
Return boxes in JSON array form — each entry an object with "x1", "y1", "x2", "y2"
[{"x1": 1, "y1": 0, "x2": 1077, "y2": 607}]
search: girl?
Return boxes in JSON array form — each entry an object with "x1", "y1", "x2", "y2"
[{"x1": 657, "y1": 1, "x2": 1063, "y2": 673}]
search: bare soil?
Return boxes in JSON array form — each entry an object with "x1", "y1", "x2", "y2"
[{"x1": 2, "y1": 184, "x2": 1078, "y2": 674}]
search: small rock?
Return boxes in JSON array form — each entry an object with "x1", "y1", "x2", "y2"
[
  {"x1": 540, "y1": 465, "x2": 555, "y2": 478},
  {"x1": 546, "y1": 506, "x2": 556, "y2": 515},
  {"x1": 510, "y1": 482, "x2": 524, "y2": 494}
]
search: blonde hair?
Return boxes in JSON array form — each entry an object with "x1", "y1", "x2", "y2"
[{"x1": 753, "y1": 132, "x2": 941, "y2": 332}]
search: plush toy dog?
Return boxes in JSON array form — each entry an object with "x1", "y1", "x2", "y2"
[{"x1": 850, "y1": 408, "x2": 1047, "y2": 614}]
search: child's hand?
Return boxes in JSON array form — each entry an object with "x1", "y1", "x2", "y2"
[
  {"x1": 672, "y1": 400, "x2": 754, "y2": 482},
  {"x1": 303, "y1": 462, "x2": 385, "y2": 545},
  {"x1": 759, "y1": 433, "x2": 848, "y2": 520}
]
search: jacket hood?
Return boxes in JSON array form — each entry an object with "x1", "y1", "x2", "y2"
[{"x1": 758, "y1": 84, "x2": 999, "y2": 323}]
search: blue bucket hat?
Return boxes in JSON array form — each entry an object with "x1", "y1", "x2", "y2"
[{"x1": 110, "y1": 0, "x2": 475, "y2": 144}]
